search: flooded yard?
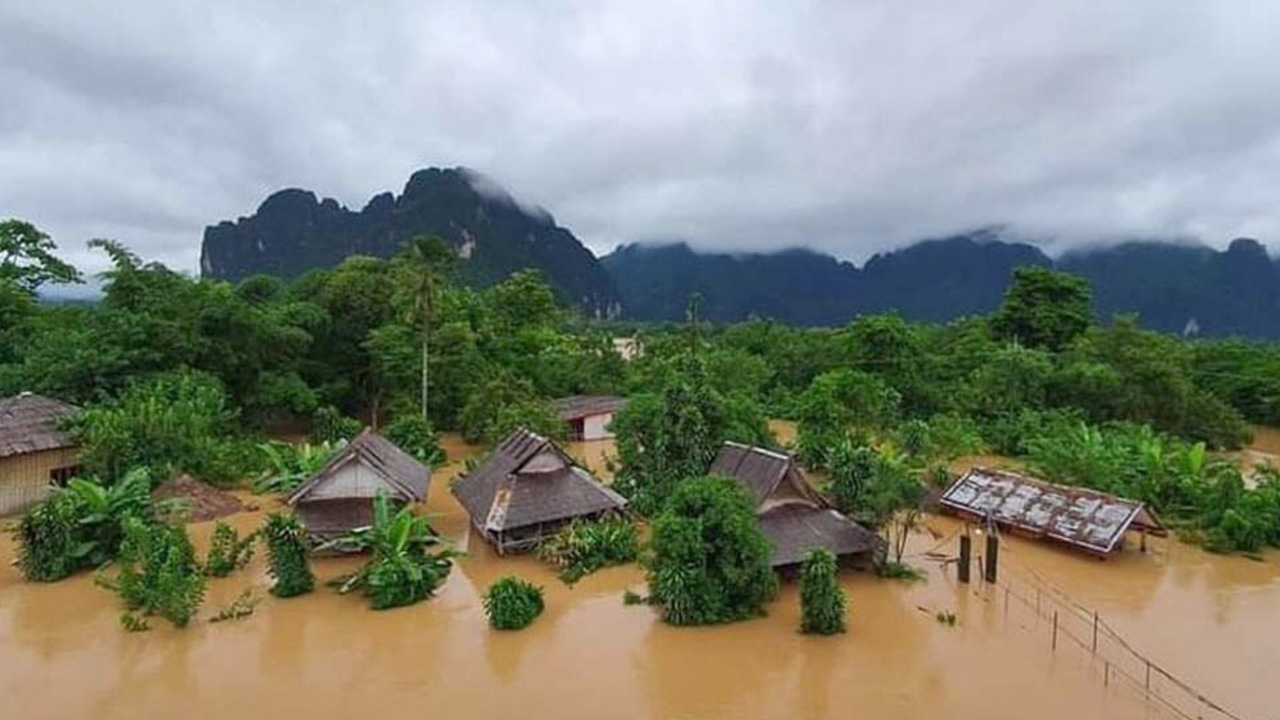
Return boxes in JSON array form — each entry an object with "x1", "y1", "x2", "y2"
[{"x1": 2, "y1": 428, "x2": 1277, "y2": 720}]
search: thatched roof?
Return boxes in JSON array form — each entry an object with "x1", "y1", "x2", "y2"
[
  {"x1": 287, "y1": 429, "x2": 430, "y2": 505},
  {"x1": 552, "y1": 395, "x2": 626, "y2": 421},
  {"x1": 0, "y1": 393, "x2": 77, "y2": 459},
  {"x1": 940, "y1": 467, "x2": 1168, "y2": 555},
  {"x1": 710, "y1": 441, "x2": 881, "y2": 568},
  {"x1": 452, "y1": 427, "x2": 626, "y2": 532},
  {"x1": 759, "y1": 504, "x2": 882, "y2": 567}
]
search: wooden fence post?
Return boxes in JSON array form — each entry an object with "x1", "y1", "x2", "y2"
[
  {"x1": 958, "y1": 534, "x2": 971, "y2": 584},
  {"x1": 1091, "y1": 612, "x2": 1098, "y2": 654},
  {"x1": 984, "y1": 532, "x2": 999, "y2": 583},
  {"x1": 1051, "y1": 611, "x2": 1058, "y2": 651}
]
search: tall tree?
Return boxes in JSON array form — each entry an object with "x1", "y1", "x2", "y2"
[
  {"x1": 0, "y1": 219, "x2": 82, "y2": 293},
  {"x1": 990, "y1": 266, "x2": 1093, "y2": 351},
  {"x1": 399, "y1": 237, "x2": 455, "y2": 421}
]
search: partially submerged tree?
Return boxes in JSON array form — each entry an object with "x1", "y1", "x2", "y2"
[
  {"x1": 646, "y1": 476, "x2": 777, "y2": 625},
  {"x1": 328, "y1": 493, "x2": 456, "y2": 610},
  {"x1": 484, "y1": 576, "x2": 545, "y2": 630},
  {"x1": 799, "y1": 549, "x2": 846, "y2": 635},
  {"x1": 261, "y1": 513, "x2": 315, "y2": 598}
]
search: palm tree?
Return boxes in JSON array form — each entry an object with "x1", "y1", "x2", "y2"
[{"x1": 401, "y1": 237, "x2": 454, "y2": 422}]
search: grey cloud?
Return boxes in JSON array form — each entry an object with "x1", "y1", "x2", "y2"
[{"x1": 3, "y1": 0, "x2": 1280, "y2": 275}]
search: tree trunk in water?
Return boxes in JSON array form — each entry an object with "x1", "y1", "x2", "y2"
[{"x1": 421, "y1": 317, "x2": 430, "y2": 422}]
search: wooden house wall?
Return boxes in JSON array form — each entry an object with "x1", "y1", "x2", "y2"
[
  {"x1": 0, "y1": 447, "x2": 80, "y2": 516},
  {"x1": 304, "y1": 459, "x2": 398, "y2": 500}
]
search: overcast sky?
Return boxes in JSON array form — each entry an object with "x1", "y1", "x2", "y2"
[{"x1": 3, "y1": 1, "x2": 1280, "y2": 276}]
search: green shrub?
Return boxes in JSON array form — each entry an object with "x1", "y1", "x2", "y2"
[
  {"x1": 484, "y1": 576, "x2": 545, "y2": 630},
  {"x1": 383, "y1": 413, "x2": 446, "y2": 465},
  {"x1": 799, "y1": 549, "x2": 846, "y2": 635},
  {"x1": 261, "y1": 513, "x2": 315, "y2": 598},
  {"x1": 13, "y1": 469, "x2": 154, "y2": 581},
  {"x1": 105, "y1": 517, "x2": 207, "y2": 628},
  {"x1": 327, "y1": 494, "x2": 456, "y2": 609},
  {"x1": 646, "y1": 476, "x2": 778, "y2": 626},
  {"x1": 204, "y1": 522, "x2": 255, "y2": 577},
  {"x1": 537, "y1": 517, "x2": 638, "y2": 583},
  {"x1": 309, "y1": 405, "x2": 361, "y2": 444},
  {"x1": 252, "y1": 440, "x2": 339, "y2": 495},
  {"x1": 210, "y1": 589, "x2": 259, "y2": 623}
]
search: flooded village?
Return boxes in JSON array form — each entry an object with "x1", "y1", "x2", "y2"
[{"x1": 2, "y1": 420, "x2": 1277, "y2": 720}]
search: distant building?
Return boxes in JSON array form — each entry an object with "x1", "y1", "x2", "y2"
[
  {"x1": 0, "y1": 393, "x2": 80, "y2": 516},
  {"x1": 612, "y1": 337, "x2": 642, "y2": 361},
  {"x1": 552, "y1": 395, "x2": 626, "y2": 441},
  {"x1": 287, "y1": 429, "x2": 431, "y2": 542},
  {"x1": 709, "y1": 442, "x2": 883, "y2": 569},
  {"x1": 451, "y1": 427, "x2": 627, "y2": 554},
  {"x1": 939, "y1": 467, "x2": 1167, "y2": 556}
]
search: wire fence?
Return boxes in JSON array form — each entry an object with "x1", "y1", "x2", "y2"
[{"x1": 963, "y1": 558, "x2": 1250, "y2": 720}]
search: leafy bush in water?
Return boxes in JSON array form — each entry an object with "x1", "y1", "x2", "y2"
[
  {"x1": 261, "y1": 513, "x2": 315, "y2": 598},
  {"x1": 328, "y1": 494, "x2": 456, "y2": 609},
  {"x1": 308, "y1": 405, "x2": 362, "y2": 444},
  {"x1": 13, "y1": 469, "x2": 154, "y2": 581},
  {"x1": 799, "y1": 549, "x2": 846, "y2": 635},
  {"x1": 537, "y1": 517, "x2": 638, "y2": 584},
  {"x1": 484, "y1": 576, "x2": 545, "y2": 630},
  {"x1": 383, "y1": 412, "x2": 446, "y2": 465},
  {"x1": 204, "y1": 522, "x2": 255, "y2": 577},
  {"x1": 252, "y1": 440, "x2": 340, "y2": 495},
  {"x1": 646, "y1": 476, "x2": 778, "y2": 626},
  {"x1": 104, "y1": 517, "x2": 206, "y2": 628},
  {"x1": 69, "y1": 370, "x2": 249, "y2": 484},
  {"x1": 210, "y1": 589, "x2": 260, "y2": 623}
]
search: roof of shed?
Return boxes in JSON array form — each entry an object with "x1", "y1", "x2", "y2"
[
  {"x1": 939, "y1": 467, "x2": 1167, "y2": 554},
  {"x1": 709, "y1": 441, "x2": 809, "y2": 506},
  {"x1": 288, "y1": 429, "x2": 430, "y2": 504},
  {"x1": 552, "y1": 395, "x2": 626, "y2": 421},
  {"x1": 759, "y1": 504, "x2": 883, "y2": 567},
  {"x1": 0, "y1": 393, "x2": 78, "y2": 459},
  {"x1": 451, "y1": 427, "x2": 626, "y2": 532}
]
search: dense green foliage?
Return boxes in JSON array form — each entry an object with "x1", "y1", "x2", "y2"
[
  {"x1": 483, "y1": 576, "x2": 546, "y2": 630},
  {"x1": 536, "y1": 518, "x2": 639, "y2": 584},
  {"x1": 204, "y1": 522, "x2": 256, "y2": 577},
  {"x1": 252, "y1": 440, "x2": 340, "y2": 495},
  {"x1": 13, "y1": 469, "x2": 154, "y2": 581},
  {"x1": 261, "y1": 514, "x2": 315, "y2": 598},
  {"x1": 799, "y1": 549, "x2": 846, "y2": 635},
  {"x1": 383, "y1": 412, "x2": 446, "y2": 465},
  {"x1": 646, "y1": 477, "x2": 778, "y2": 625},
  {"x1": 328, "y1": 494, "x2": 456, "y2": 610},
  {"x1": 103, "y1": 517, "x2": 207, "y2": 628}
]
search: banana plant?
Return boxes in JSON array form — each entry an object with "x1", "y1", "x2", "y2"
[{"x1": 252, "y1": 440, "x2": 341, "y2": 494}]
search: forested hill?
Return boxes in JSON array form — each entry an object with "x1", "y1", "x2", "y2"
[
  {"x1": 604, "y1": 233, "x2": 1280, "y2": 336},
  {"x1": 200, "y1": 167, "x2": 620, "y2": 316}
]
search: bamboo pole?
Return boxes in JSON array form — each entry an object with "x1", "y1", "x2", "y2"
[
  {"x1": 1052, "y1": 610, "x2": 1058, "y2": 651},
  {"x1": 1092, "y1": 611, "x2": 1098, "y2": 653}
]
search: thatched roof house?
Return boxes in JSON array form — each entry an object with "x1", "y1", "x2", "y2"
[
  {"x1": 287, "y1": 429, "x2": 430, "y2": 541},
  {"x1": 709, "y1": 441, "x2": 883, "y2": 569},
  {"x1": 0, "y1": 393, "x2": 80, "y2": 515},
  {"x1": 552, "y1": 395, "x2": 626, "y2": 440},
  {"x1": 940, "y1": 467, "x2": 1167, "y2": 556},
  {"x1": 452, "y1": 427, "x2": 627, "y2": 554}
]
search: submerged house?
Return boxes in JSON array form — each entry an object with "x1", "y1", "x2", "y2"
[
  {"x1": 709, "y1": 442, "x2": 883, "y2": 569},
  {"x1": 0, "y1": 393, "x2": 80, "y2": 516},
  {"x1": 452, "y1": 427, "x2": 627, "y2": 554},
  {"x1": 286, "y1": 429, "x2": 430, "y2": 541},
  {"x1": 939, "y1": 467, "x2": 1167, "y2": 557},
  {"x1": 552, "y1": 395, "x2": 626, "y2": 441}
]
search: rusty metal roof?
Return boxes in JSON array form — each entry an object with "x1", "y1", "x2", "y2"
[{"x1": 939, "y1": 467, "x2": 1166, "y2": 554}]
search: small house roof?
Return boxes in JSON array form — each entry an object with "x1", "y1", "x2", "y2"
[
  {"x1": 759, "y1": 504, "x2": 882, "y2": 567},
  {"x1": 939, "y1": 467, "x2": 1168, "y2": 555},
  {"x1": 0, "y1": 393, "x2": 78, "y2": 459},
  {"x1": 287, "y1": 429, "x2": 430, "y2": 505},
  {"x1": 452, "y1": 427, "x2": 626, "y2": 532},
  {"x1": 552, "y1": 395, "x2": 626, "y2": 421},
  {"x1": 709, "y1": 441, "x2": 881, "y2": 567}
]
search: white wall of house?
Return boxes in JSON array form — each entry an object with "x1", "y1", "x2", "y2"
[
  {"x1": 305, "y1": 459, "x2": 395, "y2": 499},
  {"x1": 582, "y1": 412, "x2": 614, "y2": 441}
]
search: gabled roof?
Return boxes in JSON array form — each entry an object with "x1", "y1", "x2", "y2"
[
  {"x1": 552, "y1": 395, "x2": 626, "y2": 421},
  {"x1": 939, "y1": 467, "x2": 1167, "y2": 555},
  {"x1": 759, "y1": 504, "x2": 882, "y2": 567},
  {"x1": 287, "y1": 429, "x2": 430, "y2": 505},
  {"x1": 709, "y1": 441, "x2": 821, "y2": 507},
  {"x1": 451, "y1": 427, "x2": 626, "y2": 532},
  {"x1": 0, "y1": 393, "x2": 78, "y2": 459}
]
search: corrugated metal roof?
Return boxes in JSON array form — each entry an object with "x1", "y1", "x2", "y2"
[
  {"x1": 551, "y1": 395, "x2": 626, "y2": 421},
  {"x1": 0, "y1": 393, "x2": 78, "y2": 459},
  {"x1": 288, "y1": 429, "x2": 430, "y2": 505},
  {"x1": 451, "y1": 427, "x2": 626, "y2": 533},
  {"x1": 939, "y1": 467, "x2": 1166, "y2": 555}
]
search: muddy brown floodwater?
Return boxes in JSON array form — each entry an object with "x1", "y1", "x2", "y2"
[{"x1": 1, "y1": 424, "x2": 1276, "y2": 720}]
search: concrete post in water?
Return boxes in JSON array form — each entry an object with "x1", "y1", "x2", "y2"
[
  {"x1": 958, "y1": 534, "x2": 971, "y2": 584},
  {"x1": 1051, "y1": 610, "x2": 1058, "y2": 651},
  {"x1": 984, "y1": 532, "x2": 999, "y2": 583},
  {"x1": 1092, "y1": 612, "x2": 1099, "y2": 653}
]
